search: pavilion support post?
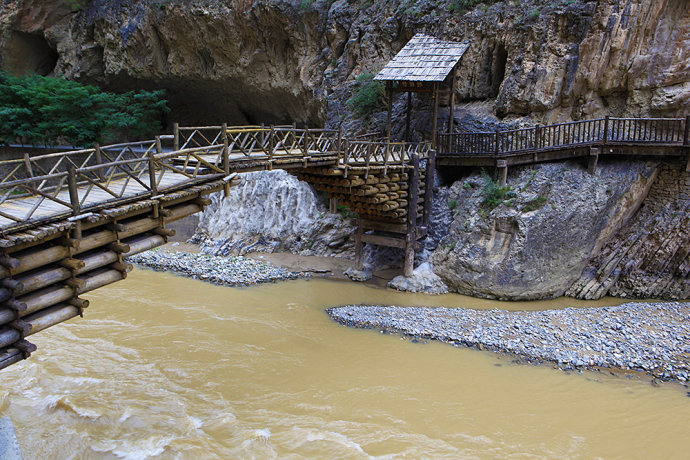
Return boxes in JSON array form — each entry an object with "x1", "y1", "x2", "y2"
[
  {"x1": 588, "y1": 147, "x2": 600, "y2": 175},
  {"x1": 329, "y1": 197, "x2": 338, "y2": 214},
  {"x1": 386, "y1": 82, "x2": 393, "y2": 143},
  {"x1": 423, "y1": 149, "x2": 436, "y2": 230},
  {"x1": 448, "y1": 67, "x2": 457, "y2": 135},
  {"x1": 405, "y1": 91, "x2": 412, "y2": 142},
  {"x1": 432, "y1": 83, "x2": 439, "y2": 149},
  {"x1": 496, "y1": 160, "x2": 508, "y2": 187}
]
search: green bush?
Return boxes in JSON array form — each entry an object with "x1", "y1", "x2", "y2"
[
  {"x1": 481, "y1": 169, "x2": 515, "y2": 210},
  {"x1": 346, "y1": 72, "x2": 385, "y2": 119},
  {"x1": 523, "y1": 195, "x2": 547, "y2": 212},
  {"x1": 0, "y1": 72, "x2": 168, "y2": 147}
]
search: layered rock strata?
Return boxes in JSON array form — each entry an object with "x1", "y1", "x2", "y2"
[
  {"x1": 568, "y1": 162, "x2": 690, "y2": 300},
  {"x1": 0, "y1": 0, "x2": 687, "y2": 128}
]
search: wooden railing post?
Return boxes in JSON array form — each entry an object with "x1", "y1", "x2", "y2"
[
  {"x1": 495, "y1": 130, "x2": 500, "y2": 154},
  {"x1": 155, "y1": 136, "x2": 163, "y2": 155},
  {"x1": 147, "y1": 151, "x2": 158, "y2": 196},
  {"x1": 337, "y1": 126, "x2": 343, "y2": 163},
  {"x1": 94, "y1": 143, "x2": 105, "y2": 182},
  {"x1": 603, "y1": 115, "x2": 610, "y2": 144},
  {"x1": 67, "y1": 165, "x2": 80, "y2": 216},
  {"x1": 303, "y1": 127, "x2": 309, "y2": 155},
  {"x1": 173, "y1": 122, "x2": 179, "y2": 151},
  {"x1": 535, "y1": 125, "x2": 541, "y2": 150},
  {"x1": 269, "y1": 125, "x2": 276, "y2": 156},
  {"x1": 23, "y1": 153, "x2": 33, "y2": 178},
  {"x1": 684, "y1": 115, "x2": 690, "y2": 146}
]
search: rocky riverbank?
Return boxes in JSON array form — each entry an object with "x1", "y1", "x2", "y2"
[
  {"x1": 127, "y1": 249, "x2": 301, "y2": 287},
  {"x1": 328, "y1": 302, "x2": 690, "y2": 384}
]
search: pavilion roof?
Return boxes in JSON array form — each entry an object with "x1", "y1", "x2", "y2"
[{"x1": 374, "y1": 34, "x2": 470, "y2": 83}]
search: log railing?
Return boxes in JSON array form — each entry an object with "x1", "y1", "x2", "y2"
[
  {"x1": 0, "y1": 124, "x2": 432, "y2": 230},
  {"x1": 438, "y1": 116, "x2": 690, "y2": 156},
  {"x1": 0, "y1": 138, "x2": 224, "y2": 229}
]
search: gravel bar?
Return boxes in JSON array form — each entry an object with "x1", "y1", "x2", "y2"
[
  {"x1": 128, "y1": 250, "x2": 301, "y2": 287},
  {"x1": 328, "y1": 302, "x2": 690, "y2": 383}
]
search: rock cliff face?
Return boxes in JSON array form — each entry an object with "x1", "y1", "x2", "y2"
[
  {"x1": 431, "y1": 160, "x2": 657, "y2": 300},
  {"x1": 192, "y1": 170, "x2": 354, "y2": 256},
  {"x1": 1, "y1": 0, "x2": 687, "y2": 128},
  {"x1": 567, "y1": 162, "x2": 690, "y2": 300}
]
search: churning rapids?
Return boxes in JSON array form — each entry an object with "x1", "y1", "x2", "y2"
[{"x1": 0, "y1": 268, "x2": 689, "y2": 458}]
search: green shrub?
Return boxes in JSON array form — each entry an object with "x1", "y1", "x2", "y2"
[
  {"x1": 346, "y1": 72, "x2": 385, "y2": 119},
  {"x1": 523, "y1": 195, "x2": 547, "y2": 212},
  {"x1": 481, "y1": 169, "x2": 515, "y2": 210},
  {"x1": 0, "y1": 72, "x2": 168, "y2": 147},
  {"x1": 449, "y1": 199, "x2": 458, "y2": 210},
  {"x1": 336, "y1": 204, "x2": 357, "y2": 220}
]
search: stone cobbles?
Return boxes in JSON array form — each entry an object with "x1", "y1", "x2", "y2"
[
  {"x1": 127, "y1": 250, "x2": 301, "y2": 287},
  {"x1": 328, "y1": 302, "x2": 690, "y2": 383}
]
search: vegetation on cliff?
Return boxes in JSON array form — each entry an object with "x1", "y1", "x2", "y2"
[{"x1": 0, "y1": 72, "x2": 168, "y2": 147}]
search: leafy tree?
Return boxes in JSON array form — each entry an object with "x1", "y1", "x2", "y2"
[
  {"x1": 346, "y1": 72, "x2": 385, "y2": 119},
  {"x1": 0, "y1": 72, "x2": 168, "y2": 147}
]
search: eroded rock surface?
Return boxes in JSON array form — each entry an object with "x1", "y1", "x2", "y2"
[
  {"x1": 192, "y1": 170, "x2": 354, "y2": 256},
  {"x1": 568, "y1": 162, "x2": 690, "y2": 300},
  {"x1": 388, "y1": 262, "x2": 449, "y2": 295},
  {"x1": 1, "y1": 0, "x2": 687, "y2": 128},
  {"x1": 431, "y1": 161, "x2": 657, "y2": 300}
]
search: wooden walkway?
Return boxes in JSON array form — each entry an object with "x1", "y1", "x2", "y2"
[
  {"x1": 0, "y1": 116, "x2": 686, "y2": 371},
  {"x1": 436, "y1": 117, "x2": 690, "y2": 182}
]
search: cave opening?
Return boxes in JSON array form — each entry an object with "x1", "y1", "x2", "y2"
[
  {"x1": 490, "y1": 44, "x2": 508, "y2": 98},
  {"x1": 5, "y1": 31, "x2": 58, "y2": 76}
]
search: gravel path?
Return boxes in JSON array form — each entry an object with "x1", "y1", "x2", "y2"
[
  {"x1": 328, "y1": 302, "x2": 690, "y2": 383},
  {"x1": 128, "y1": 250, "x2": 301, "y2": 287}
]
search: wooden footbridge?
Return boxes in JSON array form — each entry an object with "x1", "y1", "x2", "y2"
[
  {"x1": 0, "y1": 124, "x2": 434, "y2": 370},
  {"x1": 0, "y1": 115, "x2": 687, "y2": 370}
]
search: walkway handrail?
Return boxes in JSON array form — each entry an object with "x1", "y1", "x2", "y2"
[{"x1": 438, "y1": 116, "x2": 690, "y2": 155}]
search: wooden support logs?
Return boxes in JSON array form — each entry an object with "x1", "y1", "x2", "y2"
[
  {"x1": 0, "y1": 348, "x2": 25, "y2": 370},
  {"x1": 123, "y1": 234, "x2": 166, "y2": 257},
  {"x1": 0, "y1": 255, "x2": 21, "y2": 270},
  {"x1": 1, "y1": 279, "x2": 23, "y2": 292},
  {"x1": 153, "y1": 228, "x2": 176, "y2": 237},
  {"x1": 108, "y1": 242, "x2": 131, "y2": 253},
  {"x1": 68, "y1": 298, "x2": 89, "y2": 310},
  {"x1": 0, "y1": 288, "x2": 11, "y2": 304},
  {"x1": 0, "y1": 269, "x2": 124, "y2": 326},
  {"x1": 22, "y1": 304, "x2": 80, "y2": 336},
  {"x1": 65, "y1": 278, "x2": 86, "y2": 289},
  {"x1": 60, "y1": 258, "x2": 86, "y2": 271},
  {"x1": 0, "y1": 328, "x2": 20, "y2": 349}
]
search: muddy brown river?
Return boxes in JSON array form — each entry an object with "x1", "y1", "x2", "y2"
[{"x1": 0, "y1": 268, "x2": 688, "y2": 458}]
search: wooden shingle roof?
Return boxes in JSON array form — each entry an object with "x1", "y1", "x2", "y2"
[{"x1": 374, "y1": 34, "x2": 469, "y2": 82}]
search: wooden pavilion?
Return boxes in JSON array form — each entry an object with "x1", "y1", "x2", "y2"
[{"x1": 374, "y1": 34, "x2": 470, "y2": 144}]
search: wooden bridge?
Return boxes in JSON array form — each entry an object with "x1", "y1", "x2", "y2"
[
  {"x1": 0, "y1": 124, "x2": 433, "y2": 370},
  {"x1": 0, "y1": 116, "x2": 687, "y2": 370},
  {"x1": 437, "y1": 116, "x2": 690, "y2": 184}
]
